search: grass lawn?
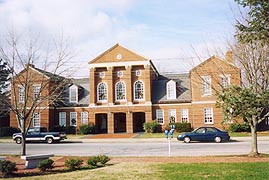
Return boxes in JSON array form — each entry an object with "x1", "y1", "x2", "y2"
[{"x1": 7, "y1": 162, "x2": 269, "y2": 180}]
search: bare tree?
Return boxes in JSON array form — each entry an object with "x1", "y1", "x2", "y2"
[{"x1": 0, "y1": 31, "x2": 74, "y2": 155}]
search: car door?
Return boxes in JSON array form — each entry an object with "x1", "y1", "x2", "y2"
[
  {"x1": 204, "y1": 127, "x2": 217, "y2": 141},
  {"x1": 192, "y1": 127, "x2": 206, "y2": 141}
]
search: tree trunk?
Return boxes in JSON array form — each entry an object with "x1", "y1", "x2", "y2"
[
  {"x1": 21, "y1": 132, "x2": 26, "y2": 156},
  {"x1": 249, "y1": 118, "x2": 259, "y2": 157}
]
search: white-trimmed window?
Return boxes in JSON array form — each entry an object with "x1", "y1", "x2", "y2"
[
  {"x1": 204, "y1": 108, "x2": 214, "y2": 124},
  {"x1": 167, "y1": 80, "x2": 176, "y2": 99},
  {"x1": 69, "y1": 85, "x2": 78, "y2": 103},
  {"x1": 81, "y1": 111, "x2": 88, "y2": 125},
  {"x1": 115, "y1": 81, "x2": 126, "y2": 101},
  {"x1": 33, "y1": 85, "x2": 41, "y2": 101},
  {"x1": 202, "y1": 76, "x2": 212, "y2": 96},
  {"x1": 18, "y1": 85, "x2": 25, "y2": 103},
  {"x1": 59, "y1": 112, "x2": 66, "y2": 126},
  {"x1": 168, "y1": 109, "x2": 176, "y2": 123},
  {"x1": 134, "y1": 81, "x2": 144, "y2": 100},
  {"x1": 156, "y1": 109, "x2": 164, "y2": 124},
  {"x1": 181, "y1": 109, "x2": 189, "y2": 122},
  {"x1": 33, "y1": 113, "x2": 40, "y2": 127},
  {"x1": 220, "y1": 74, "x2": 231, "y2": 88},
  {"x1": 70, "y1": 112, "x2": 77, "y2": 126},
  {"x1": 97, "y1": 82, "x2": 108, "y2": 102}
]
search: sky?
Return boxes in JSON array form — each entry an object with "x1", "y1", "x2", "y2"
[{"x1": 0, "y1": 0, "x2": 241, "y2": 77}]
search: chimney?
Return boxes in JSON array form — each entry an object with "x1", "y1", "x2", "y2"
[{"x1": 225, "y1": 51, "x2": 233, "y2": 64}]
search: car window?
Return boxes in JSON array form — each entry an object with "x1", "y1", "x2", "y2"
[
  {"x1": 196, "y1": 128, "x2": 206, "y2": 134},
  {"x1": 206, "y1": 127, "x2": 217, "y2": 133}
]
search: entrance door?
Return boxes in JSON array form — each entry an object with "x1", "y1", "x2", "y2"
[
  {"x1": 114, "y1": 113, "x2": 126, "y2": 133},
  {"x1": 95, "y1": 114, "x2": 108, "y2": 133},
  {"x1": 133, "y1": 112, "x2": 145, "y2": 132}
]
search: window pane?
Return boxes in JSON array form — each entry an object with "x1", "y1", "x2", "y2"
[
  {"x1": 81, "y1": 112, "x2": 88, "y2": 125},
  {"x1": 116, "y1": 82, "x2": 126, "y2": 100},
  {"x1": 134, "y1": 81, "x2": 144, "y2": 100},
  {"x1": 33, "y1": 85, "x2": 41, "y2": 100},
  {"x1": 181, "y1": 109, "x2": 189, "y2": 122},
  {"x1": 33, "y1": 113, "x2": 40, "y2": 127},
  {"x1": 59, "y1": 112, "x2": 66, "y2": 126},
  {"x1": 19, "y1": 86, "x2": 25, "y2": 102},
  {"x1": 204, "y1": 108, "x2": 214, "y2": 124},
  {"x1": 70, "y1": 112, "x2": 77, "y2": 126},
  {"x1": 69, "y1": 86, "x2": 78, "y2": 102},
  {"x1": 98, "y1": 83, "x2": 107, "y2": 101},
  {"x1": 202, "y1": 76, "x2": 211, "y2": 95},
  {"x1": 156, "y1": 110, "x2": 164, "y2": 124}
]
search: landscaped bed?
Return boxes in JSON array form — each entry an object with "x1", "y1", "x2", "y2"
[{"x1": 1, "y1": 155, "x2": 269, "y2": 179}]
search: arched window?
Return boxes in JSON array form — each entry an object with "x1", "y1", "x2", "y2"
[
  {"x1": 115, "y1": 81, "x2": 126, "y2": 101},
  {"x1": 167, "y1": 80, "x2": 176, "y2": 99},
  {"x1": 97, "y1": 82, "x2": 108, "y2": 102},
  {"x1": 134, "y1": 81, "x2": 144, "y2": 100}
]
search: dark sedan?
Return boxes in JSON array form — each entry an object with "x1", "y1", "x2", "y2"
[{"x1": 177, "y1": 127, "x2": 230, "y2": 143}]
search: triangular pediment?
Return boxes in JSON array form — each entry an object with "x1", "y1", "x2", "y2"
[
  {"x1": 190, "y1": 56, "x2": 239, "y2": 73},
  {"x1": 89, "y1": 44, "x2": 148, "y2": 64}
]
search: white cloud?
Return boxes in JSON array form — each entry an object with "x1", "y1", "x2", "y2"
[{"x1": 0, "y1": 0, "x2": 237, "y2": 77}]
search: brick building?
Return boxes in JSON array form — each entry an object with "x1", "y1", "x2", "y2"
[{"x1": 10, "y1": 44, "x2": 241, "y2": 133}]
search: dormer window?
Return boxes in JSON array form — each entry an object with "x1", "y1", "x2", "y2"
[
  {"x1": 69, "y1": 85, "x2": 78, "y2": 103},
  {"x1": 167, "y1": 80, "x2": 176, "y2": 99}
]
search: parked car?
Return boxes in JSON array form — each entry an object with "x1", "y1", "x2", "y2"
[
  {"x1": 13, "y1": 127, "x2": 67, "y2": 144},
  {"x1": 177, "y1": 126, "x2": 230, "y2": 143}
]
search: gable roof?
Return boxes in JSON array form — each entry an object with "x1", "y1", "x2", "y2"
[
  {"x1": 190, "y1": 55, "x2": 239, "y2": 72},
  {"x1": 88, "y1": 43, "x2": 148, "y2": 64}
]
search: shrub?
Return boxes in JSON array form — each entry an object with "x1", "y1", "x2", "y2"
[
  {"x1": 65, "y1": 126, "x2": 76, "y2": 134},
  {"x1": 0, "y1": 127, "x2": 20, "y2": 137},
  {"x1": 0, "y1": 160, "x2": 17, "y2": 177},
  {"x1": 64, "y1": 158, "x2": 83, "y2": 170},
  {"x1": 79, "y1": 123, "x2": 96, "y2": 135},
  {"x1": 97, "y1": 155, "x2": 110, "y2": 165},
  {"x1": 87, "y1": 156, "x2": 99, "y2": 166},
  {"x1": 37, "y1": 159, "x2": 54, "y2": 172},
  {"x1": 174, "y1": 122, "x2": 192, "y2": 132},
  {"x1": 229, "y1": 123, "x2": 250, "y2": 132},
  {"x1": 87, "y1": 155, "x2": 110, "y2": 167},
  {"x1": 143, "y1": 121, "x2": 162, "y2": 133}
]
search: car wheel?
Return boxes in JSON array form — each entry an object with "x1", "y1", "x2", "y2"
[
  {"x1": 15, "y1": 137, "x2": 22, "y2": 144},
  {"x1": 214, "y1": 136, "x2": 222, "y2": 143},
  {"x1": 183, "y1": 137, "x2": 191, "y2": 143},
  {"x1": 46, "y1": 137, "x2": 53, "y2": 144}
]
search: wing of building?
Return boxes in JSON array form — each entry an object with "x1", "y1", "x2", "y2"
[{"x1": 10, "y1": 44, "x2": 251, "y2": 133}]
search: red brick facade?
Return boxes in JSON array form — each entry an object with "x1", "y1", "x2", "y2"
[{"x1": 10, "y1": 44, "x2": 241, "y2": 133}]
